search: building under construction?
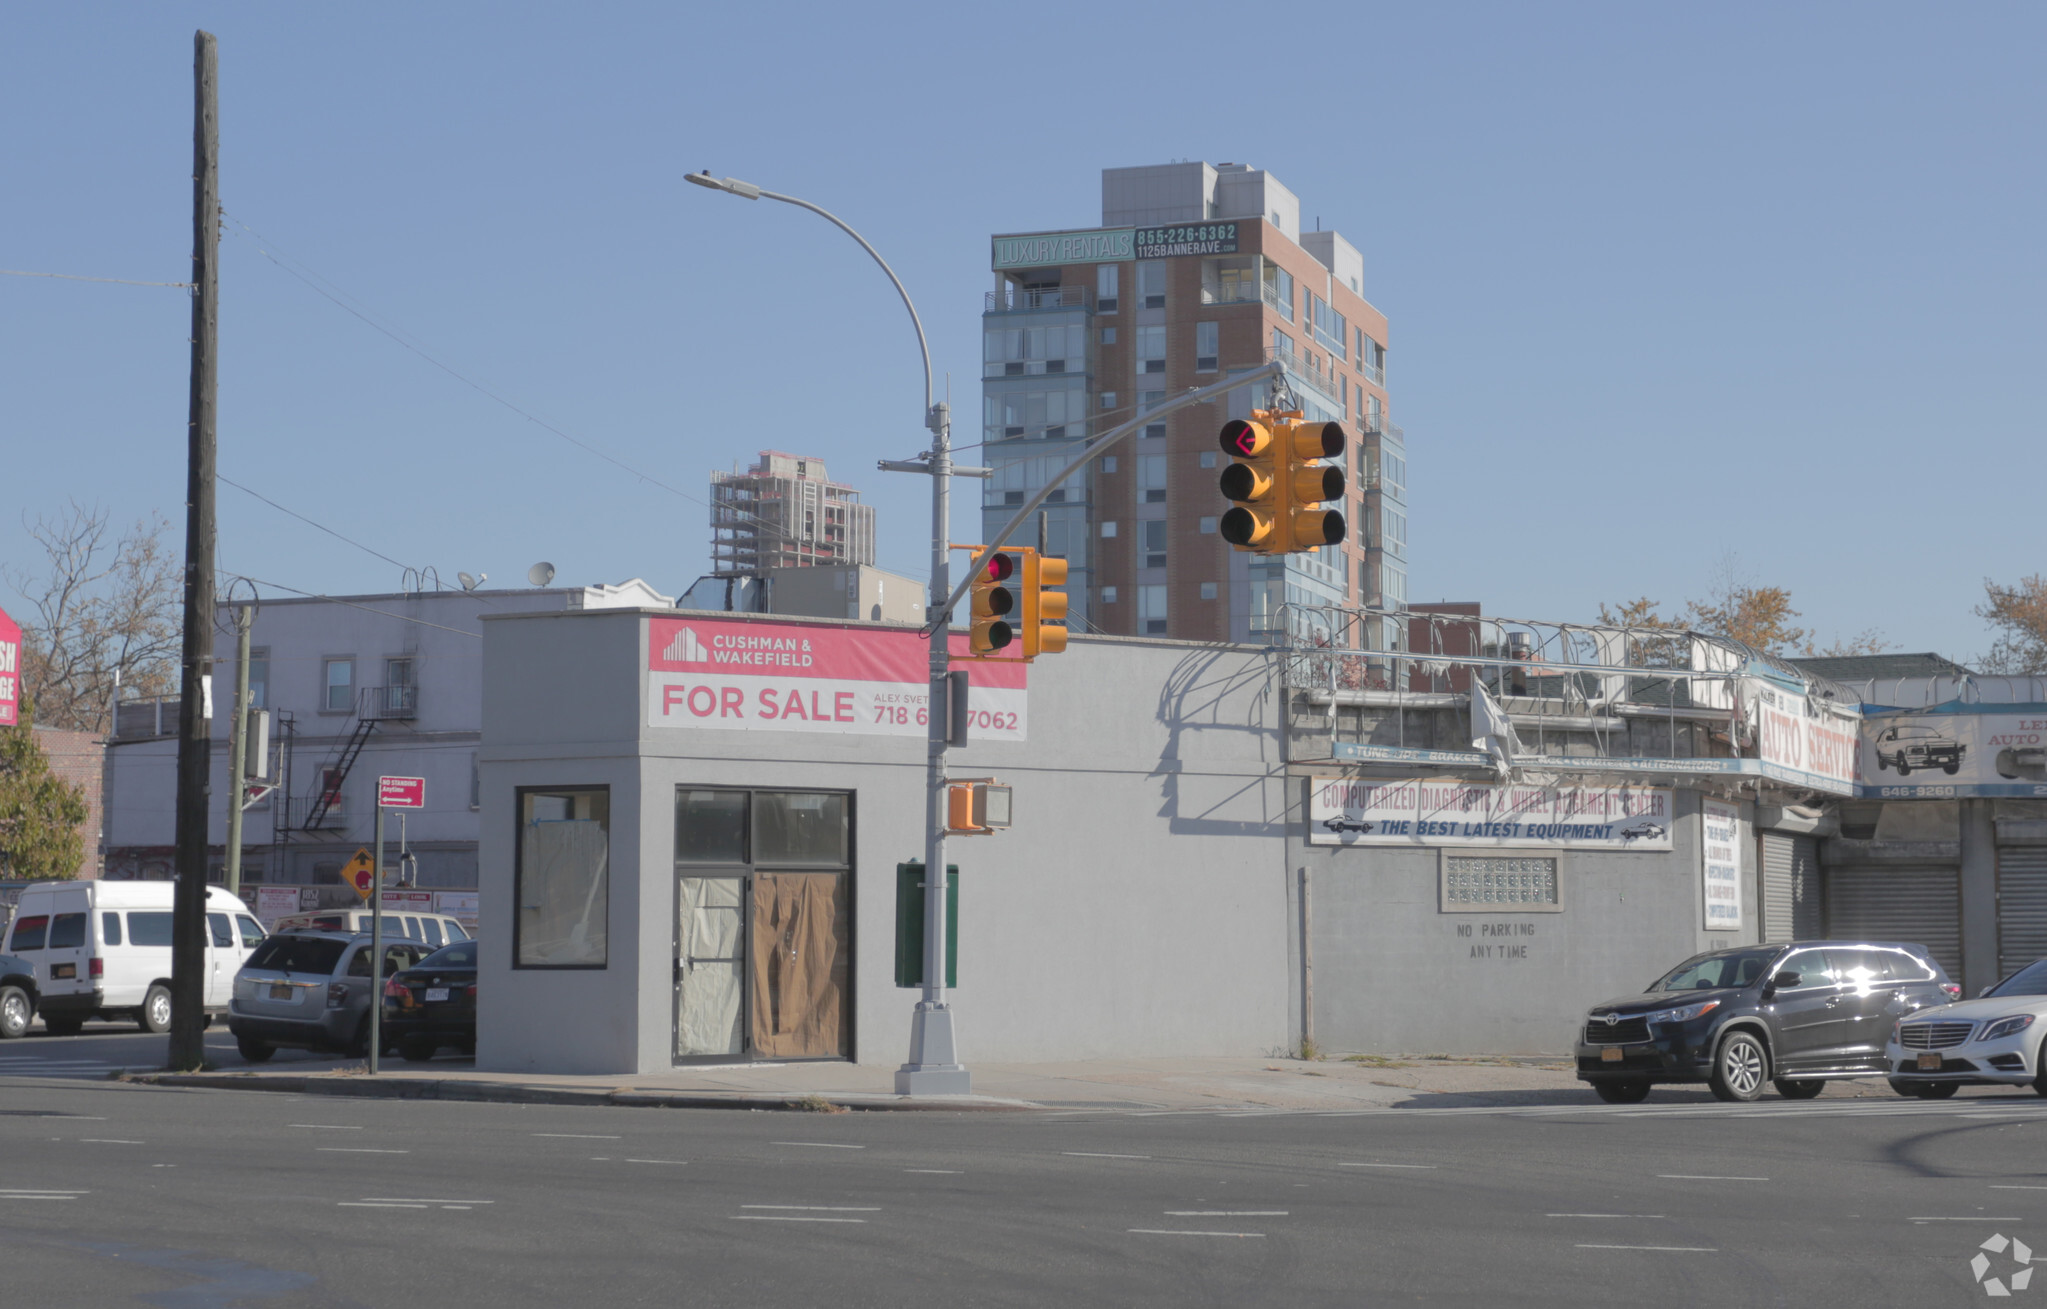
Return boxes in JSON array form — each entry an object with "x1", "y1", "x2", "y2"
[{"x1": 710, "y1": 451, "x2": 876, "y2": 576}]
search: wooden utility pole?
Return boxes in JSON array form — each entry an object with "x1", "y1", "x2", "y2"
[{"x1": 169, "y1": 29, "x2": 219, "y2": 1072}]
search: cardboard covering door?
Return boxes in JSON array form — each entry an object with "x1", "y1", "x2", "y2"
[{"x1": 749, "y1": 873, "x2": 850, "y2": 1059}]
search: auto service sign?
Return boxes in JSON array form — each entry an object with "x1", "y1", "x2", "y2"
[
  {"x1": 1862, "y1": 705, "x2": 2047, "y2": 798},
  {"x1": 1308, "y1": 777, "x2": 1674, "y2": 850},
  {"x1": 0, "y1": 603, "x2": 19, "y2": 727},
  {"x1": 647, "y1": 617, "x2": 1027, "y2": 741}
]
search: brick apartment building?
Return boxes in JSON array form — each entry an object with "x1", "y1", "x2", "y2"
[
  {"x1": 982, "y1": 161, "x2": 1407, "y2": 647},
  {"x1": 30, "y1": 725, "x2": 103, "y2": 879}
]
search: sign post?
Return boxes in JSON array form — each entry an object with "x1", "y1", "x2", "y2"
[{"x1": 365, "y1": 778, "x2": 424, "y2": 1075}]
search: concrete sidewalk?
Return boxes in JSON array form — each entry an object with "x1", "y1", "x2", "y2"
[{"x1": 127, "y1": 1052, "x2": 1935, "y2": 1113}]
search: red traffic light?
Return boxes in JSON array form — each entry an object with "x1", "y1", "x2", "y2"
[{"x1": 982, "y1": 553, "x2": 1016, "y2": 583}]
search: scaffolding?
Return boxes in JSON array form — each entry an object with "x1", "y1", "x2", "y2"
[{"x1": 1277, "y1": 603, "x2": 1861, "y2": 795}]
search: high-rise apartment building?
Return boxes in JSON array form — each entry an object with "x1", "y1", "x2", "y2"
[
  {"x1": 710, "y1": 450, "x2": 877, "y2": 576},
  {"x1": 982, "y1": 162, "x2": 1406, "y2": 646}
]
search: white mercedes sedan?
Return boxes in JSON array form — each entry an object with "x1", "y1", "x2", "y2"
[{"x1": 1885, "y1": 957, "x2": 2047, "y2": 1098}]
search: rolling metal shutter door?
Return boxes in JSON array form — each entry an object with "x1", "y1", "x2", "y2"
[
  {"x1": 1760, "y1": 834, "x2": 1822, "y2": 943},
  {"x1": 1997, "y1": 847, "x2": 2047, "y2": 980},
  {"x1": 1825, "y1": 864, "x2": 1962, "y2": 982}
]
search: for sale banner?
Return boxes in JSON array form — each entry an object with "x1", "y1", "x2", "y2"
[
  {"x1": 647, "y1": 617, "x2": 1028, "y2": 741},
  {"x1": 1861, "y1": 704, "x2": 2047, "y2": 798},
  {"x1": 1308, "y1": 777, "x2": 1674, "y2": 849},
  {"x1": 1700, "y1": 797, "x2": 1744, "y2": 931},
  {"x1": 0, "y1": 603, "x2": 20, "y2": 727}
]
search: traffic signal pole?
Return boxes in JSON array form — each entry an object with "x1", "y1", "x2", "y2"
[{"x1": 685, "y1": 172, "x2": 1285, "y2": 1096}]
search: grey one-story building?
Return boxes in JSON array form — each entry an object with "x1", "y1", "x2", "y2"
[{"x1": 474, "y1": 603, "x2": 1918, "y2": 1075}]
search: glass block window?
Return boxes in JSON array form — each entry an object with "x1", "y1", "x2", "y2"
[{"x1": 1443, "y1": 855, "x2": 1559, "y2": 910}]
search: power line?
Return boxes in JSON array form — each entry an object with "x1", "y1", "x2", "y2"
[
  {"x1": 1, "y1": 268, "x2": 192, "y2": 288},
  {"x1": 219, "y1": 474, "x2": 419, "y2": 576},
  {"x1": 222, "y1": 576, "x2": 485, "y2": 638},
  {"x1": 220, "y1": 213, "x2": 934, "y2": 578}
]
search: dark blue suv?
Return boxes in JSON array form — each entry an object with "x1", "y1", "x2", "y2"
[{"x1": 1577, "y1": 941, "x2": 1959, "y2": 1103}]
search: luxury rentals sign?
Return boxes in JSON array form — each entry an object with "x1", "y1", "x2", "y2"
[{"x1": 646, "y1": 618, "x2": 1028, "y2": 741}]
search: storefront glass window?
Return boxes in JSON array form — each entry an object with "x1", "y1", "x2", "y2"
[
  {"x1": 516, "y1": 787, "x2": 610, "y2": 968},
  {"x1": 677, "y1": 789, "x2": 748, "y2": 862},
  {"x1": 755, "y1": 792, "x2": 848, "y2": 865}
]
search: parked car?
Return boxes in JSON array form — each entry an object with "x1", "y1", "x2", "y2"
[
  {"x1": 227, "y1": 931, "x2": 427, "y2": 1061},
  {"x1": 269, "y1": 909, "x2": 472, "y2": 951},
  {"x1": 1872, "y1": 724, "x2": 1965, "y2": 776},
  {"x1": 381, "y1": 939, "x2": 478, "y2": 1063},
  {"x1": 0, "y1": 951, "x2": 41, "y2": 1040},
  {"x1": 2, "y1": 881, "x2": 264, "y2": 1034},
  {"x1": 1883, "y1": 957, "x2": 2047, "y2": 1098},
  {"x1": 1577, "y1": 941, "x2": 1958, "y2": 1104}
]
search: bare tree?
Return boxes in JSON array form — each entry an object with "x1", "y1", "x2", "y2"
[{"x1": 3, "y1": 501, "x2": 181, "y2": 734}]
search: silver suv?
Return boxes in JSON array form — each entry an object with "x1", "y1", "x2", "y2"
[{"x1": 227, "y1": 931, "x2": 426, "y2": 1062}]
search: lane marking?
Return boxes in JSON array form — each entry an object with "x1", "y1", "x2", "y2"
[
  {"x1": 1128, "y1": 1229, "x2": 1265, "y2": 1238},
  {"x1": 1550, "y1": 1214, "x2": 1667, "y2": 1219},
  {"x1": 1063, "y1": 1152, "x2": 1150, "y2": 1160},
  {"x1": 1166, "y1": 1211, "x2": 1289, "y2": 1216},
  {"x1": 339, "y1": 1202, "x2": 428, "y2": 1209},
  {"x1": 625, "y1": 1159, "x2": 688, "y2": 1166},
  {"x1": 290, "y1": 1124, "x2": 363, "y2": 1130},
  {"x1": 1910, "y1": 1217, "x2": 2023, "y2": 1222},
  {"x1": 361, "y1": 1198, "x2": 494, "y2": 1205},
  {"x1": 1657, "y1": 1175, "x2": 1767, "y2": 1182},
  {"x1": 0, "y1": 1196, "x2": 80, "y2": 1201},
  {"x1": 904, "y1": 1169, "x2": 961, "y2": 1174},
  {"x1": 731, "y1": 1215, "x2": 865, "y2": 1223},
  {"x1": 317, "y1": 1148, "x2": 410, "y2": 1154},
  {"x1": 742, "y1": 1205, "x2": 881, "y2": 1212},
  {"x1": 532, "y1": 1133, "x2": 621, "y2": 1140},
  {"x1": 1578, "y1": 1244, "x2": 1717, "y2": 1253},
  {"x1": 79, "y1": 1139, "x2": 142, "y2": 1145},
  {"x1": 1992, "y1": 1186, "x2": 2047, "y2": 1191},
  {"x1": 1338, "y1": 1163, "x2": 1435, "y2": 1170},
  {"x1": 773, "y1": 1142, "x2": 864, "y2": 1150}
]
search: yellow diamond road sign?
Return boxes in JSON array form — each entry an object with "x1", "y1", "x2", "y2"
[{"x1": 343, "y1": 847, "x2": 376, "y2": 901}]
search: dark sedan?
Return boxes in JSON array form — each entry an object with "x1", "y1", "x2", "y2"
[
  {"x1": 381, "y1": 939, "x2": 477, "y2": 1063},
  {"x1": 1576, "y1": 941, "x2": 1959, "y2": 1104}
]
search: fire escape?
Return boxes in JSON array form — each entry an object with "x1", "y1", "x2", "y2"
[{"x1": 300, "y1": 680, "x2": 417, "y2": 831}]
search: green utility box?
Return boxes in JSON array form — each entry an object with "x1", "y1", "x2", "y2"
[{"x1": 894, "y1": 861, "x2": 959, "y2": 988}]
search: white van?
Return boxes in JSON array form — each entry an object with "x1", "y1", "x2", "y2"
[
  {"x1": 268, "y1": 909, "x2": 471, "y2": 952},
  {"x1": 1, "y1": 882, "x2": 266, "y2": 1035}
]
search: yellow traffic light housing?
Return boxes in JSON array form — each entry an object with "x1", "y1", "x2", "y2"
[
  {"x1": 1021, "y1": 552, "x2": 1069, "y2": 658},
  {"x1": 1217, "y1": 415, "x2": 1283, "y2": 552},
  {"x1": 1280, "y1": 417, "x2": 1346, "y2": 550},
  {"x1": 969, "y1": 550, "x2": 1017, "y2": 654}
]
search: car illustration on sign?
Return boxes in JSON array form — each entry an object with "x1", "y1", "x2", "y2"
[
  {"x1": 1872, "y1": 724, "x2": 1964, "y2": 776},
  {"x1": 1321, "y1": 817, "x2": 1374, "y2": 834},
  {"x1": 1619, "y1": 821, "x2": 1667, "y2": 843}
]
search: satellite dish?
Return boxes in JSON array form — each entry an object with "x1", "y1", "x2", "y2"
[
  {"x1": 528, "y1": 561, "x2": 556, "y2": 587},
  {"x1": 457, "y1": 571, "x2": 486, "y2": 591}
]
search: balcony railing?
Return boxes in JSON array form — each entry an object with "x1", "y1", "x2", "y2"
[
  {"x1": 984, "y1": 286, "x2": 1090, "y2": 313},
  {"x1": 359, "y1": 684, "x2": 417, "y2": 721}
]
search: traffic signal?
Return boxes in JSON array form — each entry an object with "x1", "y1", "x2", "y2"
[
  {"x1": 1217, "y1": 415, "x2": 1281, "y2": 551},
  {"x1": 1218, "y1": 411, "x2": 1346, "y2": 555},
  {"x1": 969, "y1": 550, "x2": 1016, "y2": 654},
  {"x1": 1279, "y1": 416, "x2": 1346, "y2": 550},
  {"x1": 1021, "y1": 551, "x2": 1069, "y2": 658}
]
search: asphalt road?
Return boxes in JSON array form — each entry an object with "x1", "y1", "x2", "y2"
[{"x1": 4, "y1": 1067, "x2": 2046, "y2": 1306}]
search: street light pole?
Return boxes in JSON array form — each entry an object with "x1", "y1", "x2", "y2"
[{"x1": 686, "y1": 171, "x2": 969, "y2": 1094}]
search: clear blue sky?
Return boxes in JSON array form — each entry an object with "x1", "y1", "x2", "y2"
[{"x1": 4, "y1": 3, "x2": 2039, "y2": 659}]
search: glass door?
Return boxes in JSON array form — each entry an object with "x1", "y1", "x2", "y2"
[{"x1": 676, "y1": 875, "x2": 745, "y2": 1058}]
